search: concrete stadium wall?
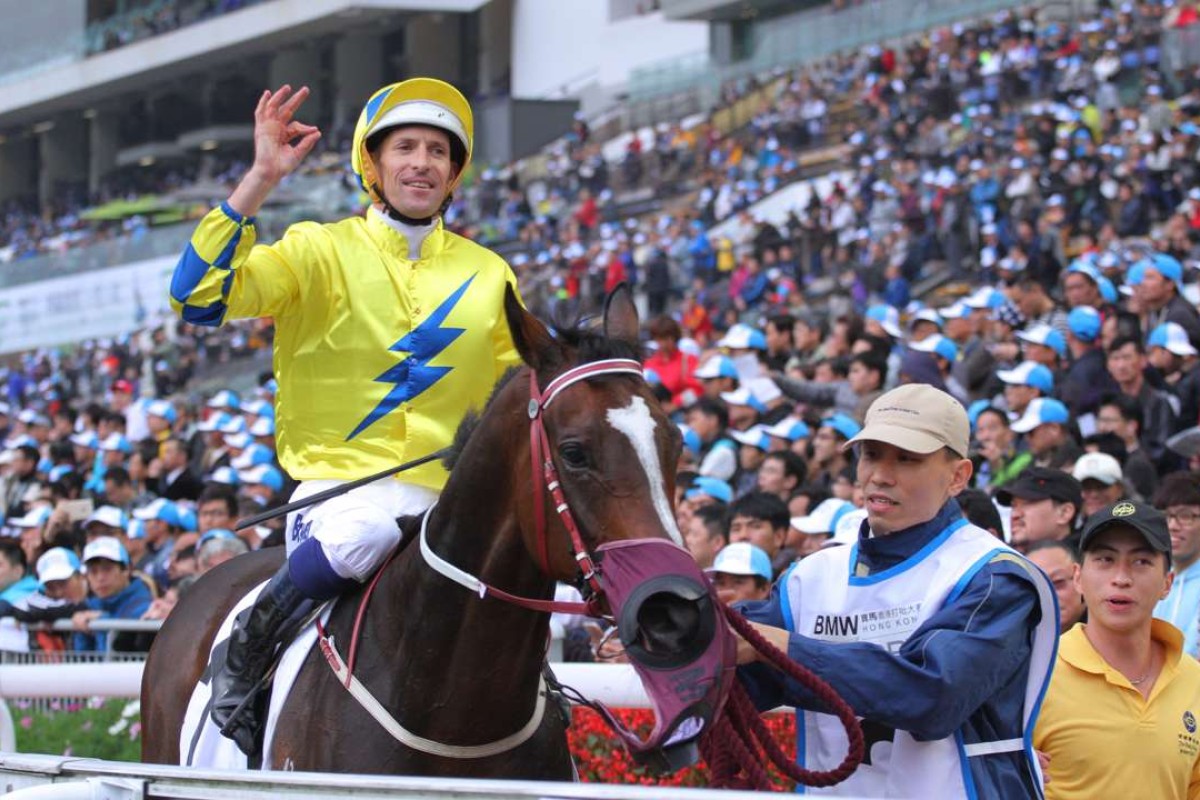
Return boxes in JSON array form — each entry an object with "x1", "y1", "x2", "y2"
[{"x1": 510, "y1": 1, "x2": 707, "y2": 102}]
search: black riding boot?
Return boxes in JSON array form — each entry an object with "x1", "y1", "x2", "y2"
[{"x1": 210, "y1": 562, "x2": 315, "y2": 756}]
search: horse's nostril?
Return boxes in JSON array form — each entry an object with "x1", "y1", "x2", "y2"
[{"x1": 635, "y1": 592, "x2": 704, "y2": 655}]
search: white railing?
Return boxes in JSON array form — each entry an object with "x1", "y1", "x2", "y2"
[
  {"x1": 10, "y1": 618, "x2": 558, "y2": 660},
  {"x1": 0, "y1": 660, "x2": 653, "y2": 754},
  {"x1": 0, "y1": 661, "x2": 835, "y2": 799},
  {"x1": 0, "y1": 753, "x2": 785, "y2": 800}
]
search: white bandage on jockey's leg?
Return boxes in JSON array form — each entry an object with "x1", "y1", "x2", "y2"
[{"x1": 309, "y1": 496, "x2": 401, "y2": 582}]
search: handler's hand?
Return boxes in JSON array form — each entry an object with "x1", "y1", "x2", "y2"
[
  {"x1": 735, "y1": 621, "x2": 790, "y2": 665},
  {"x1": 1036, "y1": 749, "x2": 1051, "y2": 784},
  {"x1": 250, "y1": 85, "x2": 322, "y2": 185}
]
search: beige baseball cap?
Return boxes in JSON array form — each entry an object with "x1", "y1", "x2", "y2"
[{"x1": 842, "y1": 384, "x2": 970, "y2": 457}]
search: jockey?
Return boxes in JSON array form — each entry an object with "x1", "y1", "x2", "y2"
[{"x1": 169, "y1": 79, "x2": 522, "y2": 754}]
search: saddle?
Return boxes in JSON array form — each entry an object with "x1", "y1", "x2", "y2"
[{"x1": 201, "y1": 514, "x2": 425, "y2": 763}]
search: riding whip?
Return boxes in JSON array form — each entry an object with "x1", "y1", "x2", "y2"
[{"x1": 234, "y1": 447, "x2": 451, "y2": 531}]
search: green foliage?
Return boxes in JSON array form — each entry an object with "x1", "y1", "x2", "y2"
[{"x1": 12, "y1": 698, "x2": 141, "y2": 762}]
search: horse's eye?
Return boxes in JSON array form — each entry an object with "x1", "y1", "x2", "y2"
[{"x1": 558, "y1": 442, "x2": 590, "y2": 470}]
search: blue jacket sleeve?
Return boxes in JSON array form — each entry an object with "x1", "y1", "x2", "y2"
[{"x1": 737, "y1": 560, "x2": 1040, "y2": 741}]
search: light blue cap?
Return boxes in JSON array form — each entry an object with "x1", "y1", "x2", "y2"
[
  {"x1": 707, "y1": 542, "x2": 773, "y2": 581},
  {"x1": 717, "y1": 324, "x2": 767, "y2": 351},
  {"x1": 132, "y1": 498, "x2": 182, "y2": 527},
  {"x1": 694, "y1": 355, "x2": 739, "y2": 380},
  {"x1": 239, "y1": 464, "x2": 284, "y2": 493},
  {"x1": 1011, "y1": 397, "x2": 1071, "y2": 433},
  {"x1": 685, "y1": 477, "x2": 733, "y2": 504},
  {"x1": 198, "y1": 528, "x2": 238, "y2": 549},
  {"x1": 1017, "y1": 324, "x2": 1067, "y2": 358},
  {"x1": 146, "y1": 399, "x2": 177, "y2": 424},
  {"x1": 207, "y1": 390, "x2": 241, "y2": 411},
  {"x1": 1067, "y1": 306, "x2": 1102, "y2": 342},
  {"x1": 730, "y1": 425, "x2": 772, "y2": 452},
  {"x1": 821, "y1": 413, "x2": 862, "y2": 441},
  {"x1": 208, "y1": 465, "x2": 240, "y2": 487},
  {"x1": 677, "y1": 425, "x2": 702, "y2": 458},
  {"x1": 997, "y1": 361, "x2": 1054, "y2": 394},
  {"x1": 865, "y1": 304, "x2": 903, "y2": 338},
  {"x1": 764, "y1": 417, "x2": 811, "y2": 441}
]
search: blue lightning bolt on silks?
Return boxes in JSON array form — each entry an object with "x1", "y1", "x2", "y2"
[{"x1": 346, "y1": 274, "x2": 477, "y2": 441}]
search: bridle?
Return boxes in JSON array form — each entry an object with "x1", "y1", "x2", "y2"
[
  {"x1": 318, "y1": 358, "x2": 863, "y2": 783},
  {"x1": 318, "y1": 357, "x2": 648, "y2": 758},
  {"x1": 419, "y1": 357, "x2": 646, "y2": 616}
]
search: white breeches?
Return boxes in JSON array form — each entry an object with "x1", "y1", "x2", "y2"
[{"x1": 284, "y1": 479, "x2": 440, "y2": 582}]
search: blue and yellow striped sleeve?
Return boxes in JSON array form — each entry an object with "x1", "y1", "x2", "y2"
[{"x1": 169, "y1": 202, "x2": 299, "y2": 327}]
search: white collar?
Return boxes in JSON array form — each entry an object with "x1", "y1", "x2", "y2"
[{"x1": 373, "y1": 207, "x2": 437, "y2": 259}]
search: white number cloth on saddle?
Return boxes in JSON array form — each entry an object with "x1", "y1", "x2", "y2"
[{"x1": 179, "y1": 580, "x2": 331, "y2": 770}]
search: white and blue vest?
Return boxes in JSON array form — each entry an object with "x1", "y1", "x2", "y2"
[{"x1": 781, "y1": 519, "x2": 1059, "y2": 798}]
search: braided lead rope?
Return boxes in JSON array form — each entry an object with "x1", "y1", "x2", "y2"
[{"x1": 700, "y1": 605, "x2": 865, "y2": 790}]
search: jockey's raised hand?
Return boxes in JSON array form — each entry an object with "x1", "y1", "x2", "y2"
[{"x1": 229, "y1": 85, "x2": 321, "y2": 217}]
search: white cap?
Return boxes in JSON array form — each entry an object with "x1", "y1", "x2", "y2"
[
  {"x1": 83, "y1": 505, "x2": 127, "y2": 530},
  {"x1": 693, "y1": 355, "x2": 738, "y2": 381},
  {"x1": 99, "y1": 433, "x2": 132, "y2": 454},
  {"x1": 939, "y1": 301, "x2": 972, "y2": 320},
  {"x1": 865, "y1": 305, "x2": 903, "y2": 338},
  {"x1": 207, "y1": 390, "x2": 240, "y2": 411},
  {"x1": 678, "y1": 337, "x2": 702, "y2": 359},
  {"x1": 224, "y1": 432, "x2": 252, "y2": 450},
  {"x1": 911, "y1": 308, "x2": 944, "y2": 328},
  {"x1": 729, "y1": 425, "x2": 772, "y2": 450},
  {"x1": 716, "y1": 324, "x2": 767, "y2": 350},
  {"x1": 36, "y1": 548, "x2": 81, "y2": 583},
  {"x1": 208, "y1": 465, "x2": 239, "y2": 486},
  {"x1": 705, "y1": 542, "x2": 772, "y2": 581},
  {"x1": 1073, "y1": 452, "x2": 1123, "y2": 485},
  {"x1": 826, "y1": 508, "x2": 868, "y2": 548},
  {"x1": 69, "y1": 431, "x2": 100, "y2": 449},
  {"x1": 1148, "y1": 322, "x2": 1199, "y2": 357},
  {"x1": 9, "y1": 505, "x2": 52, "y2": 528},
  {"x1": 249, "y1": 417, "x2": 275, "y2": 438},
  {"x1": 790, "y1": 498, "x2": 855, "y2": 535},
  {"x1": 83, "y1": 536, "x2": 129, "y2": 565},
  {"x1": 720, "y1": 388, "x2": 766, "y2": 412}
]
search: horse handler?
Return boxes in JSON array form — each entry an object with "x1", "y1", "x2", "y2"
[
  {"x1": 169, "y1": 79, "x2": 523, "y2": 754},
  {"x1": 735, "y1": 384, "x2": 1060, "y2": 798}
]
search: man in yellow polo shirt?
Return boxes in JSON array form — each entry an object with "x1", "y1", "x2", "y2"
[{"x1": 1034, "y1": 501, "x2": 1200, "y2": 799}]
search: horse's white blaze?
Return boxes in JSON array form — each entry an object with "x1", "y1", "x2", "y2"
[{"x1": 606, "y1": 396, "x2": 684, "y2": 545}]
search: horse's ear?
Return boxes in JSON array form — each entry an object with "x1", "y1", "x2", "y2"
[
  {"x1": 602, "y1": 283, "x2": 639, "y2": 347},
  {"x1": 505, "y1": 283, "x2": 560, "y2": 371}
]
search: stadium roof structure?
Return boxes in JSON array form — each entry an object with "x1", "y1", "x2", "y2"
[
  {"x1": 0, "y1": 0, "x2": 488, "y2": 130},
  {"x1": 660, "y1": 0, "x2": 817, "y2": 22}
]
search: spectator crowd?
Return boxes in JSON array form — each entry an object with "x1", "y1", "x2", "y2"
[{"x1": 1, "y1": 0, "x2": 1200, "y2": 792}]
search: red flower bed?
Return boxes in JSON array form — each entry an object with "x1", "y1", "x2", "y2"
[{"x1": 568, "y1": 706, "x2": 797, "y2": 789}]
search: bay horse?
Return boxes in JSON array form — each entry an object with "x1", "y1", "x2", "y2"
[{"x1": 142, "y1": 286, "x2": 707, "y2": 778}]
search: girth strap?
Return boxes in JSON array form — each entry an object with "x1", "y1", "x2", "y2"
[{"x1": 315, "y1": 624, "x2": 547, "y2": 759}]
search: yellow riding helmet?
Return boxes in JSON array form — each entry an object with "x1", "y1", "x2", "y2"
[{"x1": 350, "y1": 77, "x2": 474, "y2": 206}]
